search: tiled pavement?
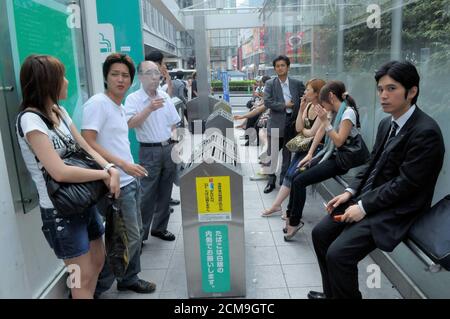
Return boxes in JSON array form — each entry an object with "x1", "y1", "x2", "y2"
[{"x1": 100, "y1": 110, "x2": 402, "y2": 300}]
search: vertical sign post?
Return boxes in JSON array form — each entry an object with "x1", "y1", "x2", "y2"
[{"x1": 221, "y1": 71, "x2": 230, "y2": 103}]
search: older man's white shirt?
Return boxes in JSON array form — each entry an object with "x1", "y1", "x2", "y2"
[{"x1": 125, "y1": 88, "x2": 181, "y2": 143}]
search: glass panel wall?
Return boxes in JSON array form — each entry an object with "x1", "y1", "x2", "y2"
[
  {"x1": 241, "y1": 0, "x2": 449, "y2": 297},
  {"x1": 0, "y1": 0, "x2": 90, "y2": 213},
  {"x1": 254, "y1": 0, "x2": 449, "y2": 166}
]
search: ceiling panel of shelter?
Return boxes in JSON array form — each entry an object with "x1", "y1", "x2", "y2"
[{"x1": 179, "y1": 0, "x2": 262, "y2": 15}]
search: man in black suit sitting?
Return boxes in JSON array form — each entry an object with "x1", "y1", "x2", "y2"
[{"x1": 309, "y1": 61, "x2": 445, "y2": 299}]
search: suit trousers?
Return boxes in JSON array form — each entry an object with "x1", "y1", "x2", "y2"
[
  {"x1": 266, "y1": 114, "x2": 294, "y2": 185},
  {"x1": 287, "y1": 158, "x2": 347, "y2": 226},
  {"x1": 139, "y1": 144, "x2": 176, "y2": 240},
  {"x1": 311, "y1": 215, "x2": 377, "y2": 299}
]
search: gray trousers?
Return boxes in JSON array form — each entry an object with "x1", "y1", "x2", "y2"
[{"x1": 139, "y1": 144, "x2": 176, "y2": 240}]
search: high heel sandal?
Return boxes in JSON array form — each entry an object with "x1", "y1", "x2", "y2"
[
  {"x1": 284, "y1": 221, "x2": 305, "y2": 241},
  {"x1": 283, "y1": 217, "x2": 289, "y2": 233},
  {"x1": 261, "y1": 207, "x2": 282, "y2": 217}
]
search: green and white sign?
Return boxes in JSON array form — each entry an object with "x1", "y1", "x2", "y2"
[
  {"x1": 95, "y1": 0, "x2": 144, "y2": 94},
  {"x1": 83, "y1": 0, "x2": 144, "y2": 160},
  {"x1": 199, "y1": 225, "x2": 231, "y2": 293},
  {"x1": 6, "y1": 0, "x2": 83, "y2": 116}
]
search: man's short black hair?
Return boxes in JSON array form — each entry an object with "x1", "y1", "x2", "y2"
[
  {"x1": 176, "y1": 70, "x2": 184, "y2": 79},
  {"x1": 272, "y1": 55, "x2": 290, "y2": 68},
  {"x1": 145, "y1": 51, "x2": 164, "y2": 64},
  {"x1": 375, "y1": 61, "x2": 420, "y2": 105},
  {"x1": 103, "y1": 53, "x2": 135, "y2": 89}
]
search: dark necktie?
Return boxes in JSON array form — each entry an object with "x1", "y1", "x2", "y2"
[{"x1": 360, "y1": 121, "x2": 399, "y2": 195}]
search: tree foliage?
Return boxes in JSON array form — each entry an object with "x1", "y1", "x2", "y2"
[{"x1": 341, "y1": 0, "x2": 450, "y2": 73}]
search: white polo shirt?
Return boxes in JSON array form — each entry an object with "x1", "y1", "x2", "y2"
[
  {"x1": 124, "y1": 88, "x2": 181, "y2": 143},
  {"x1": 82, "y1": 93, "x2": 135, "y2": 188}
]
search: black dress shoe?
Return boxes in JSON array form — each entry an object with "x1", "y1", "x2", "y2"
[
  {"x1": 264, "y1": 183, "x2": 275, "y2": 194},
  {"x1": 151, "y1": 230, "x2": 176, "y2": 241},
  {"x1": 117, "y1": 279, "x2": 156, "y2": 293},
  {"x1": 169, "y1": 198, "x2": 180, "y2": 206},
  {"x1": 307, "y1": 291, "x2": 327, "y2": 299}
]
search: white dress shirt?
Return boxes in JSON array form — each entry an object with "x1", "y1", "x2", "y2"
[
  {"x1": 125, "y1": 88, "x2": 181, "y2": 143},
  {"x1": 279, "y1": 77, "x2": 292, "y2": 114}
]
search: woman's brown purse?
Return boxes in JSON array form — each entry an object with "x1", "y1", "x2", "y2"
[
  {"x1": 285, "y1": 103, "x2": 315, "y2": 153},
  {"x1": 285, "y1": 133, "x2": 314, "y2": 153}
]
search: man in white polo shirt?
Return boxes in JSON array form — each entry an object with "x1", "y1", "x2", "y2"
[
  {"x1": 82, "y1": 53, "x2": 156, "y2": 296},
  {"x1": 125, "y1": 61, "x2": 181, "y2": 242}
]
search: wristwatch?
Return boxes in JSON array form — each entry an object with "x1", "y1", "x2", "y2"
[
  {"x1": 103, "y1": 163, "x2": 115, "y2": 172},
  {"x1": 325, "y1": 124, "x2": 333, "y2": 133}
]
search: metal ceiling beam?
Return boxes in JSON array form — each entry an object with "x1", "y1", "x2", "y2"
[{"x1": 183, "y1": 12, "x2": 263, "y2": 30}]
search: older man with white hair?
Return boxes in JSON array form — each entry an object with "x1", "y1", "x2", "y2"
[{"x1": 125, "y1": 61, "x2": 181, "y2": 243}]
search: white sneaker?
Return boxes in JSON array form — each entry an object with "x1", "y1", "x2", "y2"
[{"x1": 249, "y1": 173, "x2": 269, "y2": 181}]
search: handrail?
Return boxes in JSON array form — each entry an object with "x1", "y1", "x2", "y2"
[
  {"x1": 404, "y1": 239, "x2": 442, "y2": 273},
  {"x1": 334, "y1": 175, "x2": 349, "y2": 188}
]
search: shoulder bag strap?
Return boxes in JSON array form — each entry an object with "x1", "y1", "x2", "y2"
[
  {"x1": 17, "y1": 110, "x2": 53, "y2": 138},
  {"x1": 17, "y1": 110, "x2": 54, "y2": 165}
]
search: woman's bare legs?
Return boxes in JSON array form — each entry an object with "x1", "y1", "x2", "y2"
[
  {"x1": 65, "y1": 238, "x2": 105, "y2": 299},
  {"x1": 88, "y1": 238, "x2": 105, "y2": 293},
  {"x1": 236, "y1": 119, "x2": 247, "y2": 129},
  {"x1": 259, "y1": 128, "x2": 268, "y2": 156},
  {"x1": 261, "y1": 186, "x2": 291, "y2": 216}
]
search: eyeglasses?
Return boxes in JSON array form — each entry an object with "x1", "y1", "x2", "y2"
[{"x1": 140, "y1": 70, "x2": 161, "y2": 77}]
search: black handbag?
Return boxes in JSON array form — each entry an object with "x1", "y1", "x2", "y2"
[
  {"x1": 335, "y1": 134, "x2": 370, "y2": 171},
  {"x1": 17, "y1": 110, "x2": 108, "y2": 217},
  {"x1": 408, "y1": 195, "x2": 450, "y2": 271}
]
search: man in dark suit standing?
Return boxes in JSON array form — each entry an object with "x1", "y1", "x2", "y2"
[
  {"x1": 263, "y1": 55, "x2": 305, "y2": 193},
  {"x1": 309, "y1": 61, "x2": 445, "y2": 299}
]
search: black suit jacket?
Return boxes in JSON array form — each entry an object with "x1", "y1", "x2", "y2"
[
  {"x1": 264, "y1": 77, "x2": 305, "y2": 139},
  {"x1": 349, "y1": 107, "x2": 445, "y2": 251}
]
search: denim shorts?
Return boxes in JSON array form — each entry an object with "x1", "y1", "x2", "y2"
[{"x1": 40, "y1": 205, "x2": 105, "y2": 260}]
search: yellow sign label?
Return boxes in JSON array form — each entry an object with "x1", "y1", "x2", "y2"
[{"x1": 196, "y1": 176, "x2": 231, "y2": 215}]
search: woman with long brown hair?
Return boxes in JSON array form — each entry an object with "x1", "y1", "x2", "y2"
[{"x1": 16, "y1": 55, "x2": 120, "y2": 299}]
